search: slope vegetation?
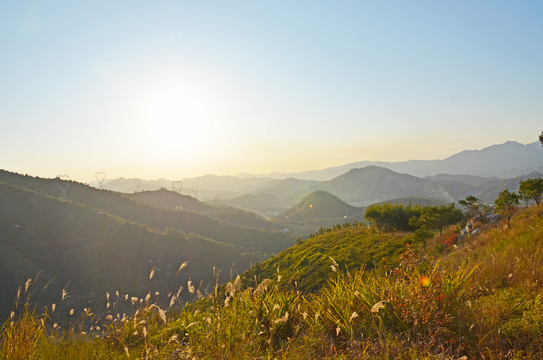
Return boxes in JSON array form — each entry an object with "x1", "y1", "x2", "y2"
[
  {"x1": 275, "y1": 191, "x2": 365, "y2": 230},
  {"x1": 128, "y1": 188, "x2": 283, "y2": 231},
  {"x1": 0, "y1": 171, "x2": 294, "y2": 255},
  {"x1": 3, "y1": 202, "x2": 543, "y2": 358},
  {"x1": 243, "y1": 223, "x2": 411, "y2": 293},
  {"x1": 0, "y1": 182, "x2": 262, "y2": 320}
]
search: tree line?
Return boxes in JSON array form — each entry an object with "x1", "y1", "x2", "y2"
[{"x1": 365, "y1": 178, "x2": 543, "y2": 232}]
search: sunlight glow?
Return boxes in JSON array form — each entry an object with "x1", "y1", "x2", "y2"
[{"x1": 143, "y1": 90, "x2": 216, "y2": 159}]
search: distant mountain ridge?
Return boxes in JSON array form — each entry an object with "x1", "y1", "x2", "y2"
[
  {"x1": 210, "y1": 166, "x2": 543, "y2": 214},
  {"x1": 265, "y1": 141, "x2": 543, "y2": 180},
  {"x1": 97, "y1": 141, "x2": 542, "y2": 203},
  {"x1": 320, "y1": 166, "x2": 454, "y2": 207}
]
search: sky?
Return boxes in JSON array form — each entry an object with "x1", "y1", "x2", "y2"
[{"x1": 1, "y1": 1, "x2": 542, "y2": 182}]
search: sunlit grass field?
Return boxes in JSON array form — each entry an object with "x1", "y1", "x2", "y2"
[{"x1": 2, "y1": 206, "x2": 543, "y2": 359}]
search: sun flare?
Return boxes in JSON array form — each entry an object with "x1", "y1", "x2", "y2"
[{"x1": 144, "y1": 90, "x2": 216, "y2": 157}]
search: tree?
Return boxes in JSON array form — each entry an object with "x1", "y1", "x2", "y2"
[
  {"x1": 364, "y1": 203, "x2": 421, "y2": 232},
  {"x1": 458, "y1": 195, "x2": 481, "y2": 219},
  {"x1": 519, "y1": 178, "x2": 543, "y2": 206},
  {"x1": 494, "y1": 189, "x2": 519, "y2": 228},
  {"x1": 410, "y1": 203, "x2": 463, "y2": 235},
  {"x1": 540, "y1": 130, "x2": 543, "y2": 147}
]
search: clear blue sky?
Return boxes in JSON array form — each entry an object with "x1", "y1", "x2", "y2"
[{"x1": 1, "y1": 1, "x2": 542, "y2": 182}]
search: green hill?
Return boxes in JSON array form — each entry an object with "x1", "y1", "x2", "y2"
[
  {"x1": 243, "y1": 223, "x2": 411, "y2": 293},
  {"x1": 0, "y1": 171, "x2": 294, "y2": 255},
  {"x1": 0, "y1": 182, "x2": 264, "y2": 320},
  {"x1": 275, "y1": 191, "x2": 365, "y2": 230}
]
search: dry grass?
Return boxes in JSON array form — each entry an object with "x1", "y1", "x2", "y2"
[{"x1": 2, "y1": 206, "x2": 543, "y2": 359}]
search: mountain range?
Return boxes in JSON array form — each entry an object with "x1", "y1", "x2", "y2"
[
  {"x1": 0, "y1": 170, "x2": 295, "y2": 320},
  {"x1": 96, "y1": 141, "x2": 542, "y2": 209},
  {"x1": 265, "y1": 141, "x2": 543, "y2": 180}
]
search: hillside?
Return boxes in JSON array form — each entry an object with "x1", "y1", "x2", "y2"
[
  {"x1": 101, "y1": 175, "x2": 279, "y2": 201},
  {"x1": 4, "y1": 198, "x2": 543, "y2": 358},
  {"x1": 128, "y1": 188, "x2": 217, "y2": 213},
  {"x1": 371, "y1": 196, "x2": 447, "y2": 207},
  {"x1": 320, "y1": 166, "x2": 454, "y2": 206},
  {"x1": 255, "y1": 177, "x2": 321, "y2": 207},
  {"x1": 0, "y1": 171, "x2": 295, "y2": 255},
  {"x1": 208, "y1": 193, "x2": 287, "y2": 216},
  {"x1": 243, "y1": 223, "x2": 411, "y2": 293},
  {"x1": 0, "y1": 182, "x2": 263, "y2": 321},
  {"x1": 274, "y1": 191, "x2": 365, "y2": 230},
  {"x1": 128, "y1": 188, "x2": 283, "y2": 231}
]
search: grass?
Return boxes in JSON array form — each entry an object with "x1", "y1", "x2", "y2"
[{"x1": 2, "y1": 205, "x2": 543, "y2": 359}]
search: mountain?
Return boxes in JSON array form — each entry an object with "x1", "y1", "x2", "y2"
[
  {"x1": 371, "y1": 196, "x2": 447, "y2": 207},
  {"x1": 0, "y1": 170, "x2": 301, "y2": 320},
  {"x1": 255, "y1": 178, "x2": 321, "y2": 206},
  {"x1": 431, "y1": 141, "x2": 543, "y2": 178},
  {"x1": 275, "y1": 191, "x2": 365, "y2": 229},
  {"x1": 319, "y1": 166, "x2": 454, "y2": 207},
  {"x1": 213, "y1": 166, "x2": 542, "y2": 218},
  {"x1": 94, "y1": 141, "x2": 542, "y2": 209},
  {"x1": 263, "y1": 141, "x2": 543, "y2": 180},
  {"x1": 0, "y1": 171, "x2": 295, "y2": 255},
  {"x1": 0, "y1": 181, "x2": 261, "y2": 321},
  {"x1": 128, "y1": 188, "x2": 284, "y2": 231},
  {"x1": 426, "y1": 172, "x2": 543, "y2": 203},
  {"x1": 208, "y1": 193, "x2": 287, "y2": 216},
  {"x1": 98, "y1": 177, "x2": 171, "y2": 193},
  {"x1": 260, "y1": 166, "x2": 543, "y2": 209},
  {"x1": 472, "y1": 172, "x2": 543, "y2": 203},
  {"x1": 128, "y1": 188, "x2": 217, "y2": 213},
  {"x1": 207, "y1": 178, "x2": 321, "y2": 216},
  {"x1": 100, "y1": 175, "x2": 279, "y2": 201}
]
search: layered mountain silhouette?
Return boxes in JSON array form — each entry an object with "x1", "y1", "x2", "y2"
[
  {"x1": 267, "y1": 141, "x2": 543, "y2": 180},
  {"x1": 0, "y1": 171, "x2": 296, "y2": 320},
  {"x1": 215, "y1": 167, "x2": 543, "y2": 213},
  {"x1": 98, "y1": 141, "x2": 543, "y2": 212},
  {"x1": 128, "y1": 188, "x2": 284, "y2": 231},
  {"x1": 319, "y1": 166, "x2": 454, "y2": 206}
]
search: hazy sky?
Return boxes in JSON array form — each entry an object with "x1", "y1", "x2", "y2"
[{"x1": 1, "y1": 1, "x2": 542, "y2": 182}]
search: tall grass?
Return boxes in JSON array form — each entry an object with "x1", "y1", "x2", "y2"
[{"x1": 2, "y1": 205, "x2": 543, "y2": 358}]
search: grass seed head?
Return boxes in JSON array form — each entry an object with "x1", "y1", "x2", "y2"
[
  {"x1": 177, "y1": 261, "x2": 189, "y2": 275},
  {"x1": 149, "y1": 266, "x2": 157, "y2": 280}
]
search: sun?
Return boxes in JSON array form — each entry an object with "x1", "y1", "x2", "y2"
[{"x1": 143, "y1": 90, "x2": 216, "y2": 157}]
